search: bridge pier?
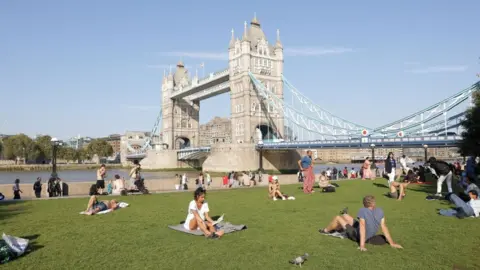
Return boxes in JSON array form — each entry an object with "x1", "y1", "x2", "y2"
[
  {"x1": 258, "y1": 149, "x2": 263, "y2": 172},
  {"x1": 202, "y1": 143, "x2": 300, "y2": 173}
]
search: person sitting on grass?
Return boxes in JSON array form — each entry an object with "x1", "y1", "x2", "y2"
[
  {"x1": 318, "y1": 195, "x2": 403, "y2": 251},
  {"x1": 268, "y1": 176, "x2": 287, "y2": 201},
  {"x1": 445, "y1": 190, "x2": 480, "y2": 218},
  {"x1": 184, "y1": 187, "x2": 224, "y2": 239},
  {"x1": 84, "y1": 195, "x2": 119, "y2": 215},
  {"x1": 387, "y1": 170, "x2": 414, "y2": 201},
  {"x1": 319, "y1": 171, "x2": 336, "y2": 192}
]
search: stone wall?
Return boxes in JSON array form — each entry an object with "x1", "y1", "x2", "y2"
[
  {"x1": 202, "y1": 143, "x2": 301, "y2": 172},
  {"x1": 0, "y1": 174, "x2": 300, "y2": 199}
]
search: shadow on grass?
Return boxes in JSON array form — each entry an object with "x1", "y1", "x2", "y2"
[
  {"x1": 373, "y1": 183, "x2": 389, "y2": 189},
  {"x1": 407, "y1": 183, "x2": 437, "y2": 195},
  {"x1": 0, "y1": 200, "x2": 30, "y2": 223}
]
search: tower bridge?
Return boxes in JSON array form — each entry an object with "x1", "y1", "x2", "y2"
[{"x1": 124, "y1": 15, "x2": 479, "y2": 171}]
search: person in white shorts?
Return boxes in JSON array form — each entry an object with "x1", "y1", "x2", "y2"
[
  {"x1": 184, "y1": 187, "x2": 224, "y2": 239},
  {"x1": 384, "y1": 152, "x2": 397, "y2": 185}
]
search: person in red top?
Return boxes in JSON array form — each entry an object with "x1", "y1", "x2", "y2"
[{"x1": 222, "y1": 175, "x2": 229, "y2": 188}]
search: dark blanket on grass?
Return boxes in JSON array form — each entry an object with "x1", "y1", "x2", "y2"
[{"x1": 168, "y1": 222, "x2": 247, "y2": 236}]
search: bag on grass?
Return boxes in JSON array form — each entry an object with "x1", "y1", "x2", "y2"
[{"x1": 0, "y1": 233, "x2": 29, "y2": 264}]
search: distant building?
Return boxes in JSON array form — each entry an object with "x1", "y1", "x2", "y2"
[
  {"x1": 199, "y1": 117, "x2": 232, "y2": 146},
  {"x1": 65, "y1": 136, "x2": 93, "y2": 149},
  {"x1": 99, "y1": 134, "x2": 122, "y2": 153}
]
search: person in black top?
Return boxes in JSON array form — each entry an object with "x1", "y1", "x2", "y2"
[
  {"x1": 384, "y1": 152, "x2": 397, "y2": 185},
  {"x1": 33, "y1": 177, "x2": 42, "y2": 198},
  {"x1": 426, "y1": 157, "x2": 453, "y2": 197}
]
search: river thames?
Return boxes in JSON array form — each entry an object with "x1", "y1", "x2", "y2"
[{"x1": 0, "y1": 163, "x2": 392, "y2": 185}]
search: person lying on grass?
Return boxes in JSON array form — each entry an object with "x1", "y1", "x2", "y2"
[
  {"x1": 84, "y1": 195, "x2": 119, "y2": 215},
  {"x1": 318, "y1": 195, "x2": 403, "y2": 251},
  {"x1": 184, "y1": 187, "x2": 224, "y2": 239},
  {"x1": 445, "y1": 190, "x2": 480, "y2": 218}
]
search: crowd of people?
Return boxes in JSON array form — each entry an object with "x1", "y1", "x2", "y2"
[{"x1": 3, "y1": 150, "x2": 480, "y2": 251}]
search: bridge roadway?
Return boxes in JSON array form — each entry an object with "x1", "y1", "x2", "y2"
[{"x1": 125, "y1": 135, "x2": 459, "y2": 160}]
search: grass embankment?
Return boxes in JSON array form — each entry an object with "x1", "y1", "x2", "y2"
[{"x1": 1, "y1": 179, "x2": 478, "y2": 269}]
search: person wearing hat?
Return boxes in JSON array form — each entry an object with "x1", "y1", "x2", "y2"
[{"x1": 268, "y1": 176, "x2": 288, "y2": 201}]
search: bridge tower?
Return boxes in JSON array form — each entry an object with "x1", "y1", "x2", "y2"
[
  {"x1": 228, "y1": 15, "x2": 284, "y2": 143},
  {"x1": 161, "y1": 62, "x2": 200, "y2": 149}
]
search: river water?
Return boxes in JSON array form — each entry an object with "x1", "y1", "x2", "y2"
[{"x1": 0, "y1": 163, "x2": 384, "y2": 185}]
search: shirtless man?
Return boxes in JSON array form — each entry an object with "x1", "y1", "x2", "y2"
[
  {"x1": 84, "y1": 195, "x2": 118, "y2": 215},
  {"x1": 96, "y1": 164, "x2": 106, "y2": 194}
]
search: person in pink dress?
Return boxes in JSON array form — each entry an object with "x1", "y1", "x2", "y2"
[
  {"x1": 362, "y1": 157, "x2": 372, "y2": 180},
  {"x1": 298, "y1": 150, "x2": 315, "y2": 194}
]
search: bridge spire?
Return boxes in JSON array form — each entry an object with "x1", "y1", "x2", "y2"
[
  {"x1": 251, "y1": 12, "x2": 260, "y2": 26},
  {"x1": 229, "y1": 28, "x2": 235, "y2": 48},
  {"x1": 275, "y1": 29, "x2": 283, "y2": 48},
  {"x1": 243, "y1": 20, "x2": 248, "y2": 39}
]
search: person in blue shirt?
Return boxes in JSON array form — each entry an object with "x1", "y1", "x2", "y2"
[
  {"x1": 319, "y1": 195, "x2": 403, "y2": 251},
  {"x1": 298, "y1": 150, "x2": 314, "y2": 194}
]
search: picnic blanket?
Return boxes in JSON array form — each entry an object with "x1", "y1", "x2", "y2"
[
  {"x1": 79, "y1": 202, "x2": 129, "y2": 215},
  {"x1": 168, "y1": 221, "x2": 247, "y2": 236}
]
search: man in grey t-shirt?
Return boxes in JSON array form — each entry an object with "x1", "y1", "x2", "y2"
[{"x1": 319, "y1": 195, "x2": 403, "y2": 251}]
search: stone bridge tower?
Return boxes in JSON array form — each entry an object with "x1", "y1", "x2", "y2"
[
  {"x1": 161, "y1": 62, "x2": 200, "y2": 149},
  {"x1": 228, "y1": 15, "x2": 284, "y2": 144}
]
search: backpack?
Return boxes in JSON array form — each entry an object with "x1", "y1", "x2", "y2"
[
  {"x1": 89, "y1": 184, "x2": 98, "y2": 196},
  {"x1": 322, "y1": 186, "x2": 336, "y2": 193}
]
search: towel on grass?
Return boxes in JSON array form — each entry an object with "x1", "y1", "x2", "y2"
[
  {"x1": 168, "y1": 221, "x2": 247, "y2": 236},
  {"x1": 79, "y1": 202, "x2": 129, "y2": 215}
]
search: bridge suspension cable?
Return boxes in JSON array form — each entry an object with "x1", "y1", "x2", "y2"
[
  {"x1": 126, "y1": 107, "x2": 163, "y2": 154},
  {"x1": 372, "y1": 82, "x2": 479, "y2": 136},
  {"x1": 250, "y1": 72, "x2": 364, "y2": 140},
  {"x1": 282, "y1": 75, "x2": 371, "y2": 132}
]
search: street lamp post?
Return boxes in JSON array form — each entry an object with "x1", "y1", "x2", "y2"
[
  {"x1": 51, "y1": 138, "x2": 62, "y2": 178},
  {"x1": 370, "y1": 144, "x2": 376, "y2": 169},
  {"x1": 423, "y1": 144, "x2": 428, "y2": 162}
]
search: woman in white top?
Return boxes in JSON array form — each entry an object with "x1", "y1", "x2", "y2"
[{"x1": 184, "y1": 187, "x2": 224, "y2": 239}]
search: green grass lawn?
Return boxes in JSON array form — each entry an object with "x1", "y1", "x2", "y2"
[{"x1": 1, "y1": 179, "x2": 479, "y2": 270}]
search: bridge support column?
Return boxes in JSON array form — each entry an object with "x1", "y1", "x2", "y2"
[
  {"x1": 202, "y1": 143, "x2": 301, "y2": 173},
  {"x1": 258, "y1": 149, "x2": 263, "y2": 172}
]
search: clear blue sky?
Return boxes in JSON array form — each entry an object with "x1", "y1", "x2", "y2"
[{"x1": 1, "y1": 0, "x2": 479, "y2": 140}]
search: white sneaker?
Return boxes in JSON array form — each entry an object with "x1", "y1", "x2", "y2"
[
  {"x1": 434, "y1": 193, "x2": 442, "y2": 197},
  {"x1": 288, "y1": 196, "x2": 295, "y2": 200},
  {"x1": 282, "y1": 197, "x2": 286, "y2": 200},
  {"x1": 273, "y1": 197, "x2": 277, "y2": 201}
]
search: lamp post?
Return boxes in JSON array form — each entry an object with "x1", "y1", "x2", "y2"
[
  {"x1": 370, "y1": 144, "x2": 376, "y2": 169},
  {"x1": 423, "y1": 144, "x2": 428, "y2": 162},
  {"x1": 51, "y1": 138, "x2": 62, "y2": 178}
]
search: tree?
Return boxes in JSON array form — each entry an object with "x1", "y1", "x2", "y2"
[
  {"x1": 76, "y1": 148, "x2": 89, "y2": 161},
  {"x1": 0, "y1": 140, "x2": 3, "y2": 157},
  {"x1": 58, "y1": 147, "x2": 78, "y2": 162},
  {"x1": 35, "y1": 135, "x2": 52, "y2": 160},
  {"x1": 86, "y1": 139, "x2": 113, "y2": 158},
  {"x1": 2, "y1": 134, "x2": 35, "y2": 161},
  {"x1": 458, "y1": 88, "x2": 480, "y2": 157}
]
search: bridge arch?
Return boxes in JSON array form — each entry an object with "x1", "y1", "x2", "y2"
[
  {"x1": 175, "y1": 136, "x2": 191, "y2": 149},
  {"x1": 255, "y1": 124, "x2": 278, "y2": 141}
]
